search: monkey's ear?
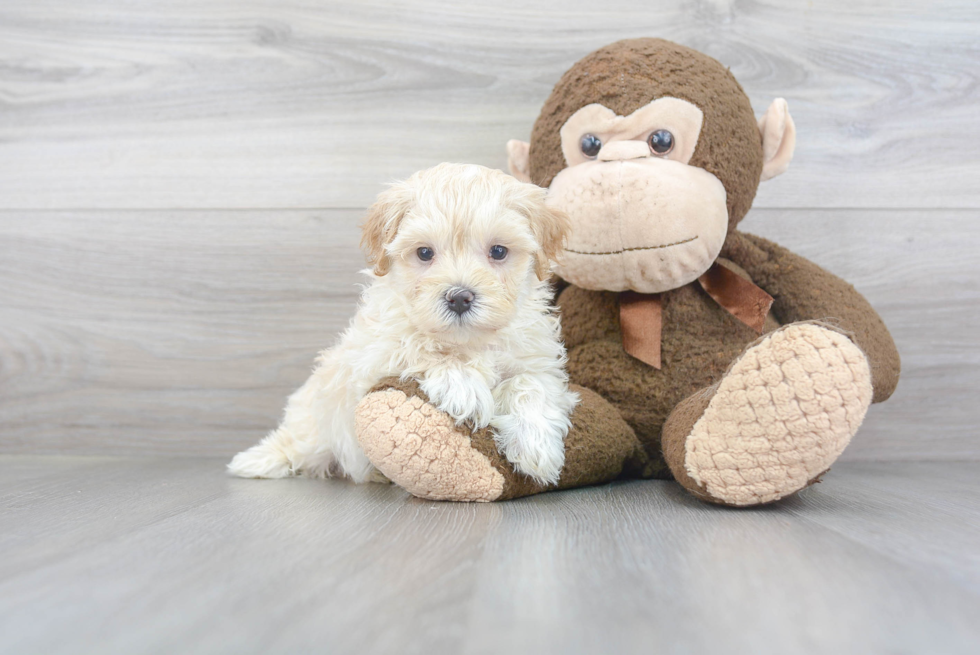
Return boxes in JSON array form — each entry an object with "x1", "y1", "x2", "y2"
[
  {"x1": 506, "y1": 139, "x2": 532, "y2": 183},
  {"x1": 360, "y1": 182, "x2": 414, "y2": 276},
  {"x1": 758, "y1": 98, "x2": 796, "y2": 182}
]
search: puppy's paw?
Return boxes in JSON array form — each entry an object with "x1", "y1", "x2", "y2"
[
  {"x1": 491, "y1": 413, "x2": 567, "y2": 486},
  {"x1": 227, "y1": 441, "x2": 294, "y2": 479},
  {"x1": 420, "y1": 369, "x2": 496, "y2": 429}
]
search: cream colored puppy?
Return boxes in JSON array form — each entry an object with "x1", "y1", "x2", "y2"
[{"x1": 228, "y1": 163, "x2": 578, "y2": 486}]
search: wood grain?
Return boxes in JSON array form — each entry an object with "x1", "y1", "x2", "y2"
[
  {"x1": 0, "y1": 0, "x2": 978, "y2": 209},
  {"x1": 0, "y1": 208, "x2": 976, "y2": 460},
  {"x1": 0, "y1": 209, "x2": 364, "y2": 454},
  {"x1": 1, "y1": 456, "x2": 978, "y2": 654}
]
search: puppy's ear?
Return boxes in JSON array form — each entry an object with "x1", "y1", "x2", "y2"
[
  {"x1": 361, "y1": 182, "x2": 415, "y2": 276},
  {"x1": 529, "y1": 202, "x2": 570, "y2": 280},
  {"x1": 509, "y1": 182, "x2": 570, "y2": 280}
]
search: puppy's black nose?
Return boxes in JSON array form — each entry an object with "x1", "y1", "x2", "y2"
[{"x1": 446, "y1": 288, "x2": 476, "y2": 315}]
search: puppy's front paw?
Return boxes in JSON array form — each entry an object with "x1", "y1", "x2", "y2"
[
  {"x1": 491, "y1": 413, "x2": 567, "y2": 486},
  {"x1": 420, "y1": 369, "x2": 495, "y2": 429}
]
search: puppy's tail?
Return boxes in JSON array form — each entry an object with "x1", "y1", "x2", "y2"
[{"x1": 227, "y1": 429, "x2": 296, "y2": 479}]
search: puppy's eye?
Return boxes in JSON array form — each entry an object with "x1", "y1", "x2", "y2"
[
  {"x1": 580, "y1": 134, "x2": 602, "y2": 158},
  {"x1": 647, "y1": 129, "x2": 674, "y2": 155},
  {"x1": 417, "y1": 247, "x2": 434, "y2": 262},
  {"x1": 489, "y1": 245, "x2": 508, "y2": 261}
]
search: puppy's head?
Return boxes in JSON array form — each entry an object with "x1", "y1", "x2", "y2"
[{"x1": 361, "y1": 163, "x2": 568, "y2": 342}]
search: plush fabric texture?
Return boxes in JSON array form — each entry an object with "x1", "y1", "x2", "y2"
[
  {"x1": 660, "y1": 383, "x2": 716, "y2": 502},
  {"x1": 661, "y1": 383, "x2": 828, "y2": 506},
  {"x1": 558, "y1": 258, "x2": 784, "y2": 476},
  {"x1": 547, "y1": 157, "x2": 729, "y2": 293},
  {"x1": 528, "y1": 38, "x2": 764, "y2": 230},
  {"x1": 355, "y1": 383, "x2": 506, "y2": 501},
  {"x1": 356, "y1": 378, "x2": 647, "y2": 501},
  {"x1": 666, "y1": 323, "x2": 873, "y2": 506},
  {"x1": 723, "y1": 232, "x2": 901, "y2": 402},
  {"x1": 616, "y1": 261, "x2": 774, "y2": 370}
]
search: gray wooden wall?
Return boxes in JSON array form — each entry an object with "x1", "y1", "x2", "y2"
[{"x1": 1, "y1": 0, "x2": 977, "y2": 461}]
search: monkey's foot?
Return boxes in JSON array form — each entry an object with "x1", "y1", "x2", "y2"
[
  {"x1": 354, "y1": 378, "x2": 506, "y2": 501},
  {"x1": 662, "y1": 322, "x2": 873, "y2": 507},
  {"x1": 354, "y1": 378, "x2": 644, "y2": 502}
]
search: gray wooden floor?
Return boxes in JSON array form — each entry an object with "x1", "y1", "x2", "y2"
[{"x1": 2, "y1": 456, "x2": 978, "y2": 654}]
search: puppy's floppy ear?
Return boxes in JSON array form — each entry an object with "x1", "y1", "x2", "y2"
[
  {"x1": 361, "y1": 181, "x2": 415, "y2": 276},
  {"x1": 529, "y1": 202, "x2": 570, "y2": 280},
  {"x1": 508, "y1": 181, "x2": 570, "y2": 280}
]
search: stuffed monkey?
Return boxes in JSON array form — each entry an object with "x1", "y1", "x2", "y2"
[{"x1": 355, "y1": 38, "x2": 900, "y2": 506}]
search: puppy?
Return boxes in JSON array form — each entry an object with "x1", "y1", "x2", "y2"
[{"x1": 228, "y1": 163, "x2": 578, "y2": 486}]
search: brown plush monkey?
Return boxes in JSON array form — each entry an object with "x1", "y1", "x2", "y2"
[{"x1": 355, "y1": 38, "x2": 900, "y2": 506}]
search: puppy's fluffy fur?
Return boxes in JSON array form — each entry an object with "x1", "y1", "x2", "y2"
[{"x1": 228, "y1": 163, "x2": 578, "y2": 486}]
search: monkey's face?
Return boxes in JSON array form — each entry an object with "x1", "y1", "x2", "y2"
[{"x1": 545, "y1": 98, "x2": 728, "y2": 294}]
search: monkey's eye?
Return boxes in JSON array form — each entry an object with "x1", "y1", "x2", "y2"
[
  {"x1": 580, "y1": 134, "x2": 602, "y2": 158},
  {"x1": 647, "y1": 129, "x2": 674, "y2": 155},
  {"x1": 489, "y1": 245, "x2": 508, "y2": 261},
  {"x1": 417, "y1": 247, "x2": 434, "y2": 262}
]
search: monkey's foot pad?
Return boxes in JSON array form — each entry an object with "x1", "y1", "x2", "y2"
[
  {"x1": 682, "y1": 323, "x2": 873, "y2": 506},
  {"x1": 355, "y1": 384, "x2": 505, "y2": 502}
]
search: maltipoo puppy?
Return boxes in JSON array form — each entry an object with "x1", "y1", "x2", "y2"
[{"x1": 228, "y1": 163, "x2": 578, "y2": 486}]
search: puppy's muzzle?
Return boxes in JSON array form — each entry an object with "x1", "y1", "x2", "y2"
[{"x1": 445, "y1": 288, "x2": 476, "y2": 316}]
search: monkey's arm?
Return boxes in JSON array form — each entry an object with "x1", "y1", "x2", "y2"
[{"x1": 725, "y1": 231, "x2": 900, "y2": 403}]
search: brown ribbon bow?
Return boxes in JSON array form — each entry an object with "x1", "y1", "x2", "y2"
[{"x1": 618, "y1": 262, "x2": 774, "y2": 369}]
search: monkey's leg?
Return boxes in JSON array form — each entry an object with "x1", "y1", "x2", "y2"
[
  {"x1": 354, "y1": 378, "x2": 647, "y2": 502},
  {"x1": 661, "y1": 322, "x2": 873, "y2": 507}
]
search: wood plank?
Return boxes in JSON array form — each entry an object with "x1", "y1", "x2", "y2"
[
  {"x1": 0, "y1": 1, "x2": 977, "y2": 209},
  {"x1": 462, "y1": 468, "x2": 980, "y2": 655},
  {"x1": 0, "y1": 456, "x2": 232, "y2": 581},
  {"x1": 0, "y1": 457, "x2": 978, "y2": 654},
  {"x1": 0, "y1": 209, "x2": 364, "y2": 454},
  {"x1": 784, "y1": 462, "x2": 980, "y2": 593},
  {"x1": 0, "y1": 208, "x2": 976, "y2": 460}
]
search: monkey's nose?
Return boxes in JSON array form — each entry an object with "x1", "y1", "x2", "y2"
[
  {"x1": 446, "y1": 288, "x2": 476, "y2": 315},
  {"x1": 597, "y1": 140, "x2": 650, "y2": 162}
]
